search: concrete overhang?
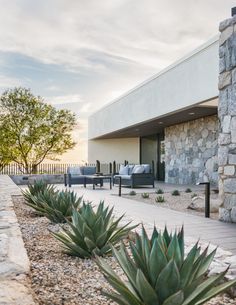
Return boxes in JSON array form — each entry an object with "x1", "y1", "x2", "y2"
[
  {"x1": 91, "y1": 99, "x2": 218, "y2": 139},
  {"x1": 89, "y1": 35, "x2": 219, "y2": 140}
]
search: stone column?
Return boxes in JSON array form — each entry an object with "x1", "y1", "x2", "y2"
[{"x1": 218, "y1": 10, "x2": 236, "y2": 223}]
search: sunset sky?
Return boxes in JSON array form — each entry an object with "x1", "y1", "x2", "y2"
[{"x1": 0, "y1": 0, "x2": 235, "y2": 163}]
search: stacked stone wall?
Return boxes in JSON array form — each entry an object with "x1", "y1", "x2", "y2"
[
  {"x1": 165, "y1": 115, "x2": 218, "y2": 185},
  {"x1": 218, "y1": 15, "x2": 236, "y2": 223}
]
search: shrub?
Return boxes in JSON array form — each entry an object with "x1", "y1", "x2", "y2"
[
  {"x1": 156, "y1": 188, "x2": 164, "y2": 194},
  {"x1": 191, "y1": 193, "x2": 198, "y2": 199},
  {"x1": 141, "y1": 192, "x2": 149, "y2": 199},
  {"x1": 52, "y1": 201, "x2": 137, "y2": 258},
  {"x1": 129, "y1": 190, "x2": 136, "y2": 196},
  {"x1": 22, "y1": 180, "x2": 56, "y2": 205},
  {"x1": 155, "y1": 195, "x2": 165, "y2": 203},
  {"x1": 172, "y1": 189, "x2": 180, "y2": 196},
  {"x1": 24, "y1": 189, "x2": 82, "y2": 223},
  {"x1": 185, "y1": 188, "x2": 192, "y2": 193},
  {"x1": 96, "y1": 225, "x2": 236, "y2": 305}
]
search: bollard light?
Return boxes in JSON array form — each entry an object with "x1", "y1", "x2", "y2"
[{"x1": 196, "y1": 182, "x2": 210, "y2": 218}]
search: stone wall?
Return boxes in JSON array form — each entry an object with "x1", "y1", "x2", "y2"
[
  {"x1": 218, "y1": 14, "x2": 236, "y2": 223},
  {"x1": 0, "y1": 175, "x2": 35, "y2": 304},
  {"x1": 165, "y1": 115, "x2": 219, "y2": 185}
]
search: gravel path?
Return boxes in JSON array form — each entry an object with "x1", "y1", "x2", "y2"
[
  {"x1": 13, "y1": 195, "x2": 236, "y2": 305},
  {"x1": 123, "y1": 190, "x2": 219, "y2": 219}
]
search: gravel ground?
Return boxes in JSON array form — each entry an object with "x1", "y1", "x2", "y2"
[
  {"x1": 13, "y1": 195, "x2": 236, "y2": 305},
  {"x1": 123, "y1": 190, "x2": 219, "y2": 220}
]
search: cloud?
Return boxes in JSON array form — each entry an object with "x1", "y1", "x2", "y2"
[
  {"x1": 0, "y1": 75, "x2": 21, "y2": 89},
  {"x1": 0, "y1": 0, "x2": 234, "y2": 74},
  {"x1": 46, "y1": 94, "x2": 83, "y2": 105}
]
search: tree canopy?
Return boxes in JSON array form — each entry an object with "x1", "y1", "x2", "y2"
[{"x1": 0, "y1": 87, "x2": 77, "y2": 173}]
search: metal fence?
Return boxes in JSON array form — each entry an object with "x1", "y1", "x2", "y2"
[{"x1": 0, "y1": 162, "x2": 122, "y2": 175}]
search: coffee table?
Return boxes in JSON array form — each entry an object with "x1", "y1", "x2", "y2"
[{"x1": 84, "y1": 175, "x2": 112, "y2": 190}]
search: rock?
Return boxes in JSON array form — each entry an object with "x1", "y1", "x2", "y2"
[
  {"x1": 219, "y1": 207, "x2": 232, "y2": 222},
  {"x1": 0, "y1": 280, "x2": 35, "y2": 305},
  {"x1": 231, "y1": 207, "x2": 236, "y2": 223},
  {"x1": 188, "y1": 196, "x2": 221, "y2": 213},
  {"x1": 219, "y1": 71, "x2": 232, "y2": 89}
]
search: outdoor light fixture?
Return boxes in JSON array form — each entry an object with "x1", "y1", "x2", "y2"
[
  {"x1": 189, "y1": 112, "x2": 195, "y2": 115},
  {"x1": 158, "y1": 122, "x2": 163, "y2": 124},
  {"x1": 196, "y1": 181, "x2": 210, "y2": 218},
  {"x1": 232, "y1": 7, "x2": 236, "y2": 16}
]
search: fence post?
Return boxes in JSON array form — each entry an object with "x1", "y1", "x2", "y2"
[
  {"x1": 96, "y1": 160, "x2": 101, "y2": 173},
  {"x1": 109, "y1": 162, "x2": 112, "y2": 174},
  {"x1": 113, "y1": 161, "x2": 116, "y2": 174}
]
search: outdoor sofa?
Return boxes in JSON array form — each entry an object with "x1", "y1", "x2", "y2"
[
  {"x1": 113, "y1": 164, "x2": 154, "y2": 188},
  {"x1": 64, "y1": 166, "x2": 96, "y2": 187}
]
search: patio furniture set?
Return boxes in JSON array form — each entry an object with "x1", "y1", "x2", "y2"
[{"x1": 64, "y1": 164, "x2": 154, "y2": 190}]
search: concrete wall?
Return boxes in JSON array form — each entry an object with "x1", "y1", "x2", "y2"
[
  {"x1": 11, "y1": 174, "x2": 64, "y2": 185},
  {"x1": 89, "y1": 36, "x2": 219, "y2": 139},
  {"x1": 88, "y1": 138, "x2": 140, "y2": 163},
  {"x1": 165, "y1": 115, "x2": 219, "y2": 185}
]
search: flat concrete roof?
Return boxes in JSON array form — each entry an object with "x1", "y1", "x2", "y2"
[{"x1": 89, "y1": 35, "x2": 219, "y2": 140}]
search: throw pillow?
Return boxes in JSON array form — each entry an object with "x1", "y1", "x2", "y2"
[
  {"x1": 119, "y1": 164, "x2": 129, "y2": 175},
  {"x1": 132, "y1": 165, "x2": 145, "y2": 174}
]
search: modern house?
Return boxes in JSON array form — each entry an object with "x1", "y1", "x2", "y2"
[{"x1": 88, "y1": 35, "x2": 219, "y2": 185}]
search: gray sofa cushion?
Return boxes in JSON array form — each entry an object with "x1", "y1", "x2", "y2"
[
  {"x1": 132, "y1": 165, "x2": 145, "y2": 174},
  {"x1": 142, "y1": 164, "x2": 151, "y2": 173},
  {"x1": 83, "y1": 166, "x2": 96, "y2": 175},
  {"x1": 67, "y1": 166, "x2": 81, "y2": 176},
  {"x1": 119, "y1": 165, "x2": 129, "y2": 175},
  {"x1": 128, "y1": 164, "x2": 134, "y2": 174},
  {"x1": 114, "y1": 174, "x2": 131, "y2": 179}
]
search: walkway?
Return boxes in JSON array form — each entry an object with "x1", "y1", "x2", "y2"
[{"x1": 57, "y1": 184, "x2": 236, "y2": 254}]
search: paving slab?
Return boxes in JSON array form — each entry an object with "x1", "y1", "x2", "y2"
[{"x1": 57, "y1": 184, "x2": 236, "y2": 254}]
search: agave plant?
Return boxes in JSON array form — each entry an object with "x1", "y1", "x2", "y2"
[
  {"x1": 22, "y1": 179, "x2": 56, "y2": 205},
  {"x1": 96, "y1": 226, "x2": 236, "y2": 305},
  {"x1": 52, "y1": 201, "x2": 137, "y2": 258},
  {"x1": 24, "y1": 189, "x2": 82, "y2": 223}
]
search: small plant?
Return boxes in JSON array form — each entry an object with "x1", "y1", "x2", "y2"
[
  {"x1": 129, "y1": 190, "x2": 136, "y2": 196},
  {"x1": 155, "y1": 195, "x2": 165, "y2": 203},
  {"x1": 141, "y1": 192, "x2": 149, "y2": 199},
  {"x1": 96, "y1": 225, "x2": 236, "y2": 305},
  {"x1": 156, "y1": 188, "x2": 164, "y2": 194},
  {"x1": 22, "y1": 180, "x2": 56, "y2": 205},
  {"x1": 52, "y1": 201, "x2": 137, "y2": 258},
  {"x1": 191, "y1": 193, "x2": 198, "y2": 199},
  {"x1": 24, "y1": 189, "x2": 82, "y2": 223},
  {"x1": 172, "y1": 189, "x2": 180, "y2": 196},
  {"x1": 185, "y1": 188, "x2": 192, "y2": 193}
]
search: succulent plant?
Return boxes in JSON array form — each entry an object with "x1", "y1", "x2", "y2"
[
  {"x1": 156, "y1": 188, "x2": 164, "y2": 194},
  {"x1": 129, "y1": 191, "x2": 137, "y2": 196},
  {"x1": 24, "y1": 189, "x2": 82, "y2": 223},
  {"x1": 191, "y1": 193, "x2": 198, "y2": 199},
  {"x1": 172, "y1": 189, "x2": 180, "y2": 196},
  {"x1": 185, "y1": 188, "x2": 192, "y2": 193},
  {"x1": 52, "y1": 201, "x2": 137, "y2": 258},
  {"x1": 96, "y1": 225, "x2": 236, "y2": 305},
  {"x1": 156, "y1": 195, "x2": 165, "y2": 203},
  {"x1": 22, "y1": 180, "x2": 56, "y2": 205},
  {"x1": 141, "y1": 192, "x2": 149, "y2": 199}
]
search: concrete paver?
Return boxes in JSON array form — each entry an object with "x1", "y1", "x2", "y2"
[{"x1": 57, "y1": 183, "x2": 236, "y2": 254}]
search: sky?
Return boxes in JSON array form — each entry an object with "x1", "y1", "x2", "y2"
[{"x1": 0, "y1": 0, "x2": 235, "y2": 163}]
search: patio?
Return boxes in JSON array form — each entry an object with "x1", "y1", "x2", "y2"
[{"x1": 57, "y1": 183, "x2": 236, "y2": 254}]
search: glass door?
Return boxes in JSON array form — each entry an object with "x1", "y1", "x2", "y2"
[{"x1": 140, "y1": 133, "x2": 165, "y2": 181}]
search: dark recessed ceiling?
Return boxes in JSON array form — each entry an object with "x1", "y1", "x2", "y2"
[{"x1": 94, "y1": 104, "x2": 218, "y2": 139}]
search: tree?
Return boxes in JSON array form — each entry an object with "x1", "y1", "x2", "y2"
[
  {"x1": 0, "y1": 87, "x2": 77, "y2": 173},
  {"x1": 0, "y1": 128, "x2": 11, "y2": 172}
]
